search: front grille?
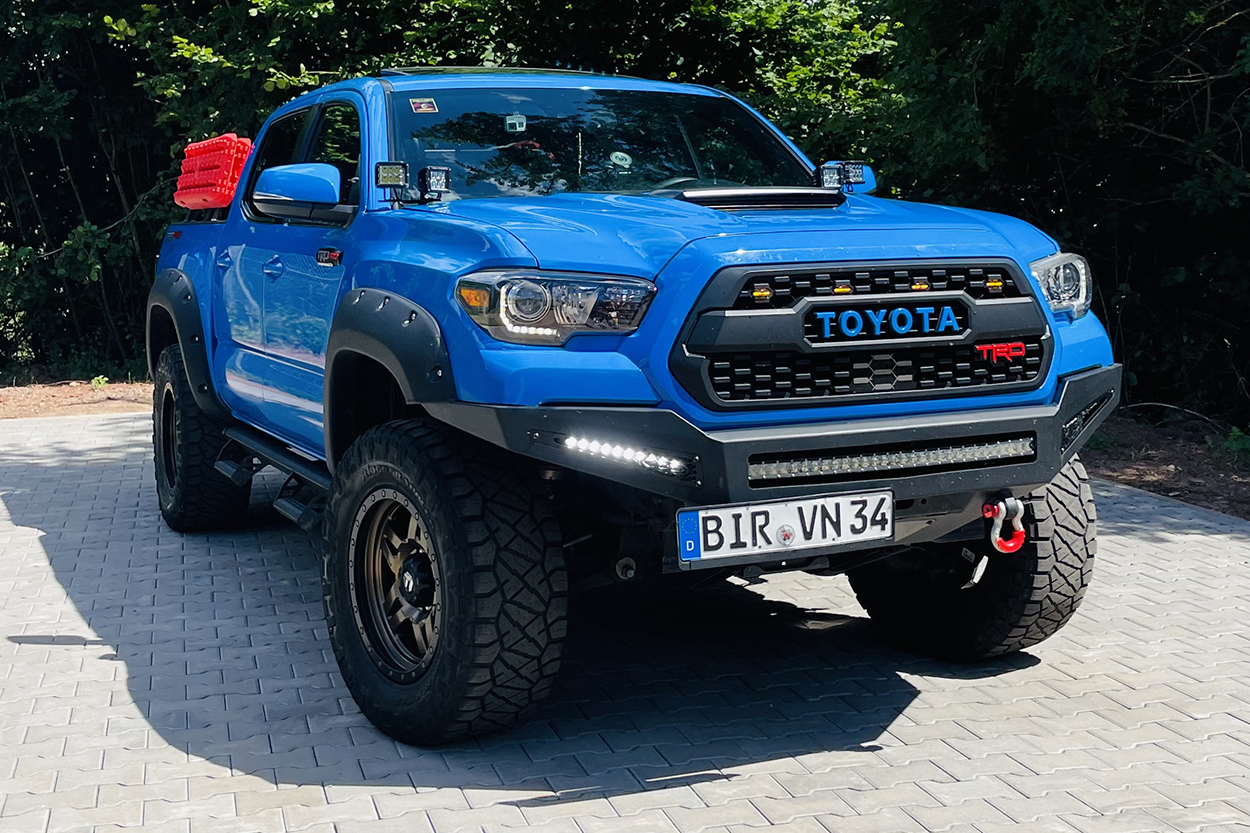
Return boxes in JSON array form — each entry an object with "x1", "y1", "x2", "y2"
[
  {"x1": 708, "y1": 340, "x2": 1045, "y2": 402},
  {"x1": 735, "y1": 264, "x2": 1023, "y2": 310},
  {"x1": 671, "y1": 259, "x2": 1052, "y2": 411}
]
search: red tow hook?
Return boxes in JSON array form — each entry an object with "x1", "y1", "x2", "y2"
[{"x1": 982, "y1": 497, "x2": 1026, "y2": 553}]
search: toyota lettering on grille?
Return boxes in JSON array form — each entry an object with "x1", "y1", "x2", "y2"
[{"x1": 808, "y1": 303, "x2": 965, "y2": 342}]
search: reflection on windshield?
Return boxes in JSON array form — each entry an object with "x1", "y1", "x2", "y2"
[{"x1": 391, "y1": 88, "x2": 812, "y2": 200}]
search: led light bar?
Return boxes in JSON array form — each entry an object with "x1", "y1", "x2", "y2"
[
  {"x1": 547, "y1": 434, "x2": 698, "y2": 481},
  {"x1": 748, "y1": 437, "x2": 1036, "y2": 483}
]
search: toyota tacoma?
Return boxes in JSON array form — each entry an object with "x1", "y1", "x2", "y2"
[{"x1": 148, "y1": 67, "x2": 1120, "y2": 744}]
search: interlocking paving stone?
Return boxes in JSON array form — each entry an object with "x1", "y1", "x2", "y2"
[{"x1": 2, "y1": 412, "x2": 1250, "y2": 832}]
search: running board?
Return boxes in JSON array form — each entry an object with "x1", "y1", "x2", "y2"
[
  {"x1": 214, "y1": 457, "x2": 257, "y2": 486},
  {"x1": 274, "y1": 488, "x2": 326, "y2": 533},
  {"x1": 221, "y1": 425, "x2": 332, "y2": 492}
]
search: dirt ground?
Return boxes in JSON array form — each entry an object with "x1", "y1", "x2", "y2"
[
  {"x1": 3, "y1": 382, "x2": 1247, "y2": 521},
  {"x1": 0, "y1": 381, "x2": 151, "y2": 420},
  {"x1": 1081, "y1": 412, "x2": 1250, "y2": 521}
]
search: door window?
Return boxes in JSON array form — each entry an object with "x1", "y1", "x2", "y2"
[
  {"x1": 308, "y1": 103, "x2": 362, "y2": 206},
  {"x1": 255, "y1": 112, "x2": 309, "y2": 169},
  {"x1": 246, "y1": 110, "x2": 310, "y2": 214}
]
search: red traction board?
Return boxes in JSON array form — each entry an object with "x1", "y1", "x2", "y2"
[{"x1": 174, "y1": 133, "x2": 253, "y2": 209}]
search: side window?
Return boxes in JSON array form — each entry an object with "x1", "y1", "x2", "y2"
[
  {"x1": 308, "y1": 103, "x2": 362, "y2": 206},
  {"x1": 252, "y1": 111, "x2": 309, "y2": 175},
  {"x1": 246, "y1": 111, "x2": 309, "y2": 210}
]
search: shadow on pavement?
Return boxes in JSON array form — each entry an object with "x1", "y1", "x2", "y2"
[{"x1": 0, "y1": 412, "x2": 1233, "y2": 806}]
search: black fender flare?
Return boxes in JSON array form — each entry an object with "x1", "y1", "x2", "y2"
[
  {"x1": 147, "y1": 268, "x2": 231, "y2": 421},
  {"x1": 324, "y1": 287, "x2": 457, "y2": 465}
]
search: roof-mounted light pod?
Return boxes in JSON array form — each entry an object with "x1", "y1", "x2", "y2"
[
  {"x1": 819, "y1": 160, "x2": 877, "y2": 194},
  {"x1": 375, "y1": 161, "x2": 409, "y2": 188},
  {"x1": 418, "y1": 166, "x2": 452, "y2": 202}
]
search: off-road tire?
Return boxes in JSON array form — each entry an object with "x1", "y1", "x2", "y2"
[
  {"x1": 323, "y1": 419, "x2": 567, "y2": 745},
  {"x1": 152, "y1": 345, "x2": 251, "y2": 532},
  {"x1": 848, "y1": 456, "x2": 1095, "y2": 661}
]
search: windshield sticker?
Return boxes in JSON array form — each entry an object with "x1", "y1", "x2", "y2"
[
  {"x1": 609, "y1": 151, "x2": 633, "y2": 168},
  {"x1": 505, "y1": 114, "x2": 527, "y2": 133},
  {"x1": 410, "y1": 98, "x2": 439, "y2": 114}
]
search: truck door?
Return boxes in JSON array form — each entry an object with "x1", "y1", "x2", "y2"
[
  {"x1": 213, "y1": 108, "x2": 312, "y2": 426},
  {"x1": 257, "y1": 98, "x2": 365, "y2": 455}
]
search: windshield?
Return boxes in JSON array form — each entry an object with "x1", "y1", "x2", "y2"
[{"x1": 388, "y1": 87, "x2": 813, "y2": 200}]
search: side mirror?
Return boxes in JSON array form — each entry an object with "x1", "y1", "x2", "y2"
[
  {"x1": 252, "y1": 163, "x2": 347, "y2": 221},
  {"x1": 819, "y1": 161, "x2": 877, "y2": 195}
]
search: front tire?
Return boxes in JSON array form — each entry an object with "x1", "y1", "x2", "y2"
[
  {"x1": 152, "y1": 344, "x2": 251, "y2": 532},
  {"x1": 848, "y1": 457, "x2": 1096, "y2": 661},
  {"x1": 323, "y1": 420, "x2": 567, "y2": 745}
]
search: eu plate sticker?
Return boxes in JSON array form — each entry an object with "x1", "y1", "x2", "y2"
[{"x1": 677, "y1": 511, "x2": 702, "y2": 561}]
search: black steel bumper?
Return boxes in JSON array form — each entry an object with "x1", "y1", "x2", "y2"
[{"x1": 427, "y1": 361, "x2": 1119, "y2": 506}]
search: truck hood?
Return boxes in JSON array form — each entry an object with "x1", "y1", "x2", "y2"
[{"x1": 432, "y1": 192, "x2": 1060, "y2": 278}]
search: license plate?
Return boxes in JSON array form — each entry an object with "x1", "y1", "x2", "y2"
[{"x1": 677, "y1": 491, "x2": 893, "y2": 563}]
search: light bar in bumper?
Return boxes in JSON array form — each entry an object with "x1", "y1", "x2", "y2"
[
  {"x1": 425, "y1": 365, "x2": 1121, "y2": 505},
  {"x1": 747, "y1": 436, "x2": 1038, "y2": 484}
]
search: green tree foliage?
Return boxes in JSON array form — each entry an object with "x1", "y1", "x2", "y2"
[
  {"x1": 0, "y1": 0, "x2": 889, "y2": 378},
  {"x1": 1, "y1": 0, "x2": 1248, "y2": 426},
  {"x1": 0, "y1": 0, "x2": 174, "y2": 375},
  {"x1": 877, "y1": 0, "x2": 1250, "y2": 417}
]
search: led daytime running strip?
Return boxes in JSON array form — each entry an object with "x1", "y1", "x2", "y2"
[
  {"x1": 749, "y1": 437, "x2": 1035, "y2": 482},
  {"x1": 554, "y1": 435, "x2": 697, "y2": 480},
  {"x1": 500, "y1": 307, "x2": 558, "y2": 337}
]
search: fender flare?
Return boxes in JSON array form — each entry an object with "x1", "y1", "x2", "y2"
[
  {"x1": 147, "y1": 268, "x2": 231, "y2": 421},
  {"x1": 324, "y1": 287, "x2": 457, "y2": 465}
]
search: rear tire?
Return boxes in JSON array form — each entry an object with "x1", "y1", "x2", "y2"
[
  {"x1": 323, "y1": 419, "x2": 567, "y2": 745},
  {"x1": 152, "y1": 345, "x2": 251, "y2": 532},
  {"x1": 848, "y1": 457, "x2": 1096, "y2": 660}
]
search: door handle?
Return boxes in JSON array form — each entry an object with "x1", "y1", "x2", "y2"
[
  {"x1": 262, "y1": 256, "x2": 284, "y2": 279},
  {"x1": 215, "y1": 250, "x2": 232, "y2": 270}
]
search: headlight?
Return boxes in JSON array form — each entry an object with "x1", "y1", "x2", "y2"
[
  {"x1": 1030, "y1": 252, "x2": 1092, "y2": 318},
  {"x1": 456, "y1": 271, "x2": 656, "y2": 345}
]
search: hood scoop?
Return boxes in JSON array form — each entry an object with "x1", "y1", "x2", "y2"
[{"x1": 656, "y1": 186, "x2": 846, "y2": 212}]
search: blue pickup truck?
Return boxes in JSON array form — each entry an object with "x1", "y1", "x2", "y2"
[{"x1": 148, "y1": 67, "x2": 1120, "y2": 744}]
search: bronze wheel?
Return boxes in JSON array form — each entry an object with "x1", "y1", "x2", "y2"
[
  {"x1": 349, "y1": 489, "x2": 442, "y2": 681},
  {"x1": 323, "y1": 420, "x2": 567, "y2": 744}
]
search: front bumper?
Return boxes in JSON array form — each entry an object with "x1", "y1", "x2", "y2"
[{"x1": 425, "y1": 364, "x2": 1120, "y2": 560}]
